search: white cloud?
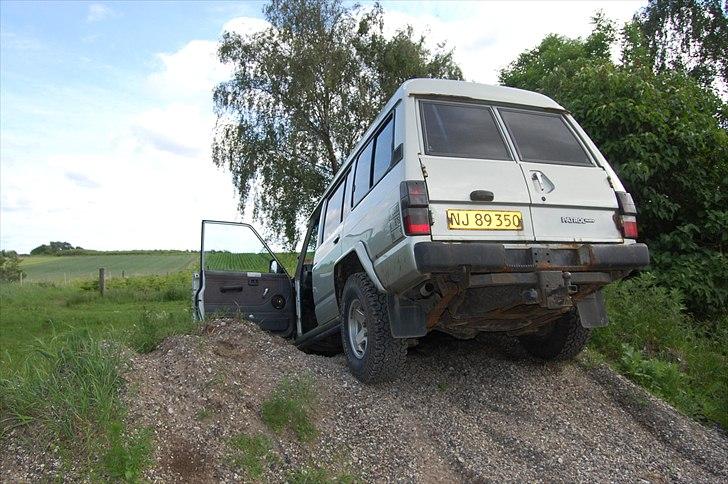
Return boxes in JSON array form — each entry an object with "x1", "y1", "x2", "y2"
[
  {"x1": 383, "y1": 1, "x2": 644, "y2": 84},
  {"x1": 87, "y1": 3, "x2": 113, "y2": 23}
]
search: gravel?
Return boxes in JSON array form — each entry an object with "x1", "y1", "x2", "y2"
[{"x1": 2, "y1": 318, "x2": 727, "y2": 482}]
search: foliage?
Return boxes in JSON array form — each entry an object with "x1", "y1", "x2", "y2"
[
  {"x1": 499, "y1": 14, "x2": 728, "y2": 317},
  {"x1": 0, "y1": 329, "x2": 151, "y2": 480},
  {"x1": 227, "y1": 433, "x2": 275, "y2": 478},
  {"x1": 213, "y1": 0, "x2": 462, "y2": 245},
  {"x1": 593, "y1": 274, "x2": 728, "y2": 428},
  {"x1": 261, "y1": 375, "x2": 317, "y2": 441},
  {"x1": 636, "y1": 0, "x2": 728, "y2": 91},
  {"x1": 30, "y1": 241, "x2": 81, "y2": 255},
  {"x1": 0, "y1": 250, "x2": 25, "y2": 282}
]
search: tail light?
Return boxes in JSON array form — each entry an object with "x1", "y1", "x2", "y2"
[
  {"x1": 615, "y1": 191, "x2": 639, "y2": 239},
  {"x1": 400, "y1": 180, "x2": 431, "y2": 235}
]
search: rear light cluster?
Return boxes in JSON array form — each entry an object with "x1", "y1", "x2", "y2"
[
  {"x1": 400, "y1": 180, "x2": 431, "y2": 235},
  {"x1": 616, "y1": 191, "x2": 639, "y2": 239}
]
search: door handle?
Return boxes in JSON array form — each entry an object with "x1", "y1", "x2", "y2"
[
  {"x1": 333, "y1": 235, "x2": 340, "y2": 244},
  {"x1": 220, "y1": 285, "x2": 243, "y2": 293},
  {"x1": 532, "y1": 171, "x2": 545, "y2": 192}
]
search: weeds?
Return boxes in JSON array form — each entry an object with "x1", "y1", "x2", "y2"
[
  {"x1": 261, "y1": 375, "x2": 317, "y2": 441},
  {"x1": 591, "y1": 273, "x2": 728, "y2": 428},
  {"x1": 227, "y1": 433, "x2": 274, "y2": 478},
  {"x1": 0, "y1": 329, "x2": 150, "y2": 480},
  {"x1": 126, "y1": 310, "x2": 197, "y2": 354}
]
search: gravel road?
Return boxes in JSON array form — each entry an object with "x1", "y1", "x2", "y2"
[{"x1": 3, "y1": 319, "x2": 727, "y2": 482}]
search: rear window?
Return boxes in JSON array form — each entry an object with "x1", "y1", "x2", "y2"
[
  {"x1": 420, "y1": 101, "x2": 511, "y2": 160},
  {"x1": 499, "y1": 109, "x2": 591, "y2": 166}
]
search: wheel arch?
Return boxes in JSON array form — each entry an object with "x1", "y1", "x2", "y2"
[{"x1": 334, "y1": 243, "x2": 385, "y2": 306}]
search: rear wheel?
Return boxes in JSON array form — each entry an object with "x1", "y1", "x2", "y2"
[
  {"x1": 340, "y1": 273, "x2": 407, "y2": 383},
  {"x1": 519, "y1": 309, "x2": 590, "y2": 360}
]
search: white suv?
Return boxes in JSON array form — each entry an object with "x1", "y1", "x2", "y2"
[{"x1": 194, "y1": 79, "x2": 649, "y2": 383}]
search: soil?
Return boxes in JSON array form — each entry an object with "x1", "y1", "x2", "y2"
[{"x1": 2, "y1": 318, "x2": 727, "y2": 482}]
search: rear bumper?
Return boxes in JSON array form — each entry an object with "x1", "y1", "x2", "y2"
[{"x1": 413, "y1": 242, "x2": 650, "y2": 274}]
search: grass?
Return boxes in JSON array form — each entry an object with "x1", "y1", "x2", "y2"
[
  {"x1": 287, "y1": 466, "x2": 357, "y2": 484},
  {"x1": 19, "y1": 253, "x2": 198, "y2": 282},
  {"x1": 227, "y1": 433, "x2": 275, "y2": 479},
  {"x1": 261, "y1": 375, "x2": 317, "y2": 442},
  {"x1": 591, "y1": 273, "x2": 728, "y2": 429},
  {"x1": 0, "y1": 273, "x2": 192, "y2": 371},
  {"x1": 0, "y1": 329, "x2": 151, "y2": 481},
  {"x1": 0, "y1": 272, "x2": 202, "y2": 480}
]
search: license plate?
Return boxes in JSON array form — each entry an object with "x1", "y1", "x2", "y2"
[{"x1": 447, "y1": 209, "x2": 523, "y2": 230}]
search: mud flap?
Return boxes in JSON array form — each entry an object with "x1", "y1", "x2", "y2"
[
  {"x1": 576, "y1": 290, "x2": 609, "y2": 328},
  {"x1": 387, "y1": 294, "x2": 427, "y2": 338}
]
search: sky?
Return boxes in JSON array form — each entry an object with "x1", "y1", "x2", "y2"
[{"x1": 0, "y1": 0, "x2": 644, "y2": 253}]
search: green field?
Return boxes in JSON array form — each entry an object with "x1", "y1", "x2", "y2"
[
  {"x1": 205, "y1": 252, "x2": 298, "y2": 273},
  {"x1": 19, "y1": 254, "x2": 198, "y2": 282}
]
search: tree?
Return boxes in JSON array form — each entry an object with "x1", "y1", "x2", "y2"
[
  {"x1": 30, "y1": 241, "x2": 80, "y2": 255},
  {"x1": 499, "y1": 15, "x2": 728, "y2": 317},
  {"x1": 636, "y1": 0, "x2": 728, "y2": 92},
  {"x1": 0, "y1": 250, "x2": 25, "y2": 282},
  {"x1": 213, "y1": 0, "x2": 462, "y2": 244}
]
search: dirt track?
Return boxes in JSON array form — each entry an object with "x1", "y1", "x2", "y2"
[{"x1": 4, "y1": 319, "x2": 727, "y2": 482}]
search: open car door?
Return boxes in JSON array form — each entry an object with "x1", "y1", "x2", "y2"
[{"x1": 194, "y1": 220, "x2": 294, "y2": 336}]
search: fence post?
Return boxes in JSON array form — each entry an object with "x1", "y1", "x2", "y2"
[{"x1": 99, "y1": 268, "x2": 106, "y2": 296}]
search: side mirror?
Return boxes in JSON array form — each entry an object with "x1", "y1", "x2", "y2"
[{"x1": 269, "y1": 259, "x2": 279, "y2": 274}]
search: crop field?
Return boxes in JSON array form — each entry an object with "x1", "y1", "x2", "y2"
[
  {"x1": 205, "y1": 252, "x2": 298, "y2": 273},
  {"x1": 19, "y1": 253, "x2": 198, "y2": 282}
]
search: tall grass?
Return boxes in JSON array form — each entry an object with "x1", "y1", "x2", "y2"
[
  {"x1": 0, "y1": 329, "x2": 150, "y2": 480},
  {"x1": 592, "y1": 273, "x2": 727, "y2": 428}
]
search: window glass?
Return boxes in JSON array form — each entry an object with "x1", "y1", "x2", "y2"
[
  {"x1": 499, "y1": 109, "x2": 590, "y2": 165},
  {"x1": 372, "y1": 116, "x2": 395, "y2": 184},
  {"x1": 342, "y1": 170, "x2": 353, "y2": 219},
  {"x1": 203, "y1": 222, "x2": 276, "y2": 273},
  {"x1": 421, "y1": 101, "x2": 511, "y2": 160},
  {"x1": 352, "y1": 140, "x2": 373, "y2": 207},
  {"x1": 322, "y1": 179, "x2": 345, "y2": 241},
  {"x1": 303, "y1": 217, "x2": 319, "y2": 265}
]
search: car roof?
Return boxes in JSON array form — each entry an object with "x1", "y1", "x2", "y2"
[{"x1": 398, "y1": 78, "x2": 565, "y2": 111}]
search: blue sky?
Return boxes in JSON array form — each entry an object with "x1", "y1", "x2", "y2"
[{"x1": 0, "y1": 1, "x2": 643, "y2": 253}]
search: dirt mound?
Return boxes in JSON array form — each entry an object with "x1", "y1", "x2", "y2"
[
  {"x1": 4, "y1": 319, "x2": 727, "y2": 482},
  {"x1": 123, "y1": 319, "x2": 727, "y2": 482}
]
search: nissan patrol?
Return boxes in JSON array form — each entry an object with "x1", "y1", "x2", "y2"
[{"x1": 194, "y1": 79, "x2": 650, "y2": 383}]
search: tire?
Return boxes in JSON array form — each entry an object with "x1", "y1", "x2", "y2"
[
  {"x1": 519, "y1": 309, "x2": 591, "y2": 360},
  {"x1": 340, "y1": 273, "x2": 407, "y2": 383}
]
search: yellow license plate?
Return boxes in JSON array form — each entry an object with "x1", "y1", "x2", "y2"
[{"x1": 447, "y1": 209, "x2": 524, "y2": 230}]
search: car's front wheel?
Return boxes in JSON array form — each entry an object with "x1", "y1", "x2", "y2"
[
  {"x1": 340, "y1": 273, "x2": 407, "y2": 383},
  {"x1": 519, "y1": 309, "x2": 591, "y2": 360}
]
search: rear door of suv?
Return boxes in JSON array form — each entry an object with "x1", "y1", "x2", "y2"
[
  {"x1": 496, "y1": 108, "x2": 622, "y2": 243},
  {"x1": 418, "y1": 99, "x2": 535, "y2": 242}
]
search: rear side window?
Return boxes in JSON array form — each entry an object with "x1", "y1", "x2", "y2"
[
  {"x1": 322, "y1": 179, "x2": 345, "y2": 241},
  {"x1": 352, "y1": 140, "x2": 373, "y2": 207},
  {"x1": 499, "y1": 109, "x2": 590, "y2": 165},
  {"x1": 372, "y1": 116, "x2": 394, "y2": 185},
  {"x1": 421, "y1": 101, "x2": 511, "y2": 160}
]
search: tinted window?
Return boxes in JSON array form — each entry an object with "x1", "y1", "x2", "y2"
[
  {"x1": 499, "y1": 109, "x2": 590, "y2": 165},
  {"x1": 421, "y1": 101, "x2": 511, "y2": 160},
  {"x1": 372, "y1": 116, "x2": 394, "y2": 184},
  {"x1": 352, "y1": 140, "x2": 373, "y2": 207},
  {"x1": 322, "y1": 180, "x2": 345, "y2": 241}
]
